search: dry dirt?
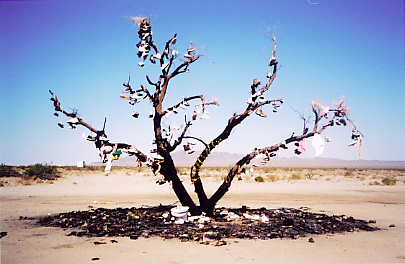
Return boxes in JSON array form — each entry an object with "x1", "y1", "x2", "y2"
[{"x1": 1, "y1": 168, "x2": 404, "y2": 263}]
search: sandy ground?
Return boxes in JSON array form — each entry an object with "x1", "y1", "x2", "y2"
[{"x1": 1, "y1": 170, "x2": 405, "y2": 264}]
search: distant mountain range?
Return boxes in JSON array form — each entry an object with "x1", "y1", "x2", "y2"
[{"x1": 90, "y1": 151, "x2": 405, "y2": 169}]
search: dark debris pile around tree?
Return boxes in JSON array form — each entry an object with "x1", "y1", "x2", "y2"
[{"x1": 37, "y1": 205, "x2": 378, "y2": 245}]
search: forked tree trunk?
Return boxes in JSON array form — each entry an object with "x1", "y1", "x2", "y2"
[{"x1": 50, "y1": 19, "x2": 361, "y2": 217}]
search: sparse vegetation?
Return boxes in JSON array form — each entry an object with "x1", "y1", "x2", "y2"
[
  {"x1": 61, "y1": 166, "x2": 84, "y2": 171},
  {"x1": 0, "y1": 164, "x2": 21, "y2": 177},
  {"x1": 382, "y1": 178, "x2": 396, "y2": 186},
  {"x1": 84, "y1": 166, "x2": 104, "y2": 172},
  {"x1": 289, "y1": 171, "x2": 303, "y2": 181},
  {"x1": 61, "y1": 166, "x2": 105, "y2": 172},
  {"x1": 254, "y1": 176, "x2": 265, "y2": 182},
  {"x1": 344, "y1": 169, "x2": 355, "y2": 177},
  {"x1": 177, "y1": 167, "x2": 191, "y2": 176},
  {"x1": 23, "y1": 163, "x2": 60, "y2": 180},
  {"x1": 305, "y1": 172, "x2": 314, "y2": 180},
  {"x1": 1, "y1": 165, "x2": 404, "y2": 188},
  {"x1": 267, "y1": 174, "x2": 279, "y2": 182}
]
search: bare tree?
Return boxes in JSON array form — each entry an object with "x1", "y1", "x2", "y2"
[{"x1": 50, "y1": 17, "x2": 363, "y2": 216}]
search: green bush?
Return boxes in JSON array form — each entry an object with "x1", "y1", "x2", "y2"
[
  {"x1": 254, "y1": 176, "x2": 265, "y2": 182},
  {"x1": 0, "y1": 164, "x2": 21, "y2": 177},
  {"x1": 382, "y1": 178, "x2": 396, "y2": 186},
  {"x1": 24, "y1": 163, "x2": 60, "y2": 180}
]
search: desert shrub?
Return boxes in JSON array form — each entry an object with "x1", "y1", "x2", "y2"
[
  {"x1": 369, "y1": 181, "x2": 380, "y2": 186},
  {"x1": 23, "y1": 163, "x2": 60, "y2": 180},
  {"x1": 214, "y1": 167, "x2": 222, "y2": 172},
  {"x1": 0, "y1": 164, "x2": 21, "y2": 177},
  {"x1": 61, "y1": 166, "x2": 82, "y2": 171},
  {"x1": 206, "y1": 172, "x2": 215, "y2": 178},
  {"x1": 305, "y1": 172, "x2": 314, "y2": 180},
  {"x1": 86, "y1": 166, "x2": 105, "y2": 172},
  {"x1": 343, "y1": 169, "x2": 354, "y2": 177},
  {"x1": 132, "y1": 166, "x2": 147, "y2": 173},
  {"x1": 254, "y1": 176, "x2": 265, "y2": 182},
  {"x1": 289, "y1": 171, "x2": 303, "y2": 181},
  {"x1": 382, "y1": 178, "x2": 396, "y2": 186},
  {"x1": 263, "y1": 168, "x2": 274, "y2": 174},
  {"x1": 281, "y1": 175, "x2": 288, "y2": 181},
  {"x1": 267, "y1": 174, "x2": 279, "y2": 182},
  {"x1": 176, "y1": 167, "x2": 189, "y2": 175}
]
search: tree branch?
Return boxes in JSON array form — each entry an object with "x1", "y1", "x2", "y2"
[
  {"x1": 182, "y1": 136, "x2": 208, "y2": 148},
  {"x1": 203, "y1": 98, "x2": 361, "y2": 213},
  {"x1": 50, "y1": 90, "x2": 153, "y2": 175},
  {"x1": 162, "y1": 95, "x2": 203, "y2": 116},
  {"x1": 167, "y1": 118, "x2": 193, "y2": 152},
  {"x1": 49, "y1": 90, "x2": 98, "y2": 133},
  {"x1": 140, "y1": 85, "x2": 154, "y2": 103},
  {"x1": 189, "y1": 38, "x2": 279, "y2": 209},
  {"x1": 170, "y1": 54, "x2": 202, "y2": 78},
  {"x1": 190, "y1": 62, "x2": 280, "y2": 183},
  {"x1": 132, "y1": 26, "x2": 198, "y2": 210},
  {"x1": 164, "y1": 96, "x2": 217, "y2": 153}
]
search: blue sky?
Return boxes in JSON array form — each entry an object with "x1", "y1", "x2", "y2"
[{"x1": 0, "y1": 0, "x2": 404, "y2": 165}]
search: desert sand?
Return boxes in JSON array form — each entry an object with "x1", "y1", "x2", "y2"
[{"x1": 1, "y1": 168, "x2": 405, "y2": 263}]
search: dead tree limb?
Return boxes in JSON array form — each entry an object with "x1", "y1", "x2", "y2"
[
  {"x1": 49, "y1": 90, "x2": 149, "y2": 174},
  {"x1": 202, "y1": 98, "x2": 361, "y2": 214},
  {"x1": 129, "y1": 17, "x2": 208, "y2": 213},
  {"x1": 190, "y1": 37, "x2": 280, "y2": 208},
  {"x1": 51, "y1": 18, "x2": 363, "y2": 216},
  {"x1": 50, "y1": 90, "x2": 99, "y2": 133},
  {"x1": 162, "y1": 95, "x2": 203, "y2": 116}
]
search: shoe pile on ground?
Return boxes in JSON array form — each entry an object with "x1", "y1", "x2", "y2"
[{"x1": 37, "y1": 205, "x2": 378, "y2": 245}]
